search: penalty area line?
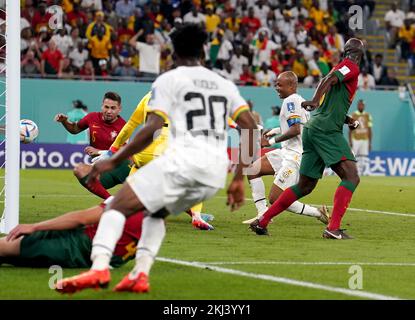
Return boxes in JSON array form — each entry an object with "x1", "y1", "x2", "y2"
[
  {"x1": 157, "y1": 257, "x2": 403, "y2": 300},
  {"x1": 203, "y1": 261, "x2": 415, "y2": 267}
]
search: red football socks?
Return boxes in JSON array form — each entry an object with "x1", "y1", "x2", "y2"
[
  {"x1": 79, "y1": 175, "x2": 111, "y2": 199},
  {"x1": 259, "y1": 186, "x2": 301, "y2": 228},
  {"x1": 328, "y1": 181, "x2": 356, "y2": 231}
]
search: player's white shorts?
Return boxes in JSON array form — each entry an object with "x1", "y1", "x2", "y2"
[
  {"x1": 126, "y1": 153, "x2": 219, "y2": 215},
  {"x1": 265, "y1": 148, "x2": 301, "y2": 190},
  {"x1": 352, "y1": 139, "x2": 369, "y2": 157}
]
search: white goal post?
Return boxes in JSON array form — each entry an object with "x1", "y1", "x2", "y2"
[{"x1": 0, "y1": 0, "x2": 20, "y2": 234}]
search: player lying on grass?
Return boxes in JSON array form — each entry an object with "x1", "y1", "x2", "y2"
[
  {"x1": 243, "y1": 71, "x2": 329, "y2": 226},
  {"x1": 54, "y1": 23, "x2": 259, "y2": 294},
  {"x1": 0, "y1": 198, "x2": 143, "y2": 268},
  {"x1": 249, "y1": 38, "x2": 363, "y2": 239},
  {"x1": 54, "y1": 92, "x2": 130, "y2": 200},
  {"x1": 92, "y1": 91, "x2": 214, "y2": 230}
]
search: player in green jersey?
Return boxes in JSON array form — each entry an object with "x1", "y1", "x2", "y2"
[{"x1": 250, "y1": 38, "x2": 364, "y2": 240}]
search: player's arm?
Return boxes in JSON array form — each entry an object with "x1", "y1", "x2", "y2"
[
  {"x1": 262, "y1": 123, "x2": 300, "y2": 147},
  {"x1": 6, "y1": 206, "x2": 104, "y2": 241},
  {"x1": 89, "y1": 113, "x2": 164, "y2": 180},
  {"x1": 54, "y1": 113, "x2": 84, "y2": 134},
  {"x1": 301, "y1": 72, "x2": 339, "y2": 111},
  {"x1": 227, "y1": 109, "x2": 259, "y2": 211}
]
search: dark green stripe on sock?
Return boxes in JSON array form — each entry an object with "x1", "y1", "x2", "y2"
[
  {"x1": 340, "y1": 180, "x2": 357, "y2": 192},
  {"x1": 290, "y1": 184, "x2": 303, "y2": 199}
]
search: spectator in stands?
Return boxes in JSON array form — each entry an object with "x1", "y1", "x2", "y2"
[
  {"x1": 384, "y1": 2, "x2": 405, "y2": 48},
  {"x1": 88, "y1": 29, "x2": 112, "y2": 72},
  {"x1": 82, "y1": 0, "x2": 103, "y2": 11},
  {"x1": 205, "y1": 4, "x2": 221, "y2": 35},
  {"x1": 97, "y1": 59, "x2": 110, "y2": 78},
  {"x1": 241, "y1": 7, "x2": 261, "y2": 34},
  {"x1": 112, "y1": 57, "x2": 138, "y2": 78},
  {"x1": 290, "y1": 2, "x2": 309, "y2": 20},
  {"x1": 369, "y1": 54, "x2": 388, "y2": 85},
  {"x1": 297, "y1": 37, "x2": 318, "y2": 61},
  {"x1": 183, "y1": 5, "x2": 206, "y2": 26},
  {"x1": 324, "y1": 26, "x2": 344, "y2": 53},
  {"x1": 115, "y1": 0, "x2": 135, "y2": 19},
  {"x1": 380, "y1": 69, "x2": 400, "y2": 87},
  {"x1": 79, "y1": 59, "x2": 95, "y2": 81},
  {"x1": 254, "y1": 0, "x2": 270, "y2": 26},
  {"x1": 51, "y1": 29, "x2": 73, "y2": 57},
  {"x1": 398, "y1": 19, "x2": 414, "y2": 60},
  {"x1": 407, "y1": 5, "x2": 415, "y2": 24},
  {"x1": 311, "y1": 50, "x2": 330, "y2": 76},
  {"x1": 41, "y1": 39, "x2": 64, "y2": 78},
  {"x1": 230, "y1": 45, "x2": 249, "y2": 78},
  {"x1": 86, "y1": 11, "x2": 112, "y2": 41},
  {"x1": 69, "y1": 41, "x2": 89, "y2": 73},
  {"x1": 224, "y1": 10, "x2": 242, "y2": 34},
  {"x1": 207, "y1": 28, "x2": 233, "y2": 69},
  {"x1": 154, "y1": 19, "x2": 172, "y2": 47},
  {"x1": 67, "y1": 3, "x2": 88, "y2": 28},
  {"x1": 21, "y1": 50, "x2": 41, "y2": 76},
  {"x1": 292, "y1": 51, "x2": 308, "y2": 82},
  {"x1": 31, "y1": 2, "x2": 52, "y2": 34},
  {"x1": 277, "y1": 10, "x2": 295, "y2": 38},
  {"x1": 255, "y1": 62, "x2": 276, "y2": 87},
  {"x1": 129, "y1": 32, "x2": 161, "y2": 78},
  {"x1": 303, "y1": 69, "x2": 321, "y2": 88},
  {"x1": 250, "y1": 30, "x2": 278, "y2": 70},
  {"x1": 240, "y1": 64, "x2": 257, "y2": 86},
  {"x1": 219, "y1": 61, "x2": 240, "y2": 82},
  {"x1": 22, "y1": 0, "x2": 36, "y2": 24},
  {"x1": 160, "y1": 47, "x2": 174, "y2": 73},
  {"x1": 358, "y1": 68, "x2": 376, "y2": 91}
]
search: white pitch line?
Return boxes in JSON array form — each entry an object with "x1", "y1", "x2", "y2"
[
  {"x1": 203, "y1": 261, "x2": 415, "y2": 267},
  {"x1": 157, "y1": 257, "x2": 403, "y2": 300},
  {"x1": 216, "y1": 196, "x2": 415, "y2": 218},
  {"x1": 18, "y1": 194, "x2": 415, "y2": 217}
]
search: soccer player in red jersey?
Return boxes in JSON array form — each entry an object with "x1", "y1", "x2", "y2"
[
  {"x1": 0, "y1": 199, "x2": 143, "y2": 273},
  {"x1": 55, "y1": 92, "x2": 129, "y2": 199},
  {"x1": 250, "y1": 38, "x2": 364, "y2": 239}
]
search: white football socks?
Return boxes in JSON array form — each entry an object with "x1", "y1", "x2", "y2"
[
  {"x1": 249, "y1": 177, "x2": 268, "y2": 216},
  {"x1": 130, "y1": 216, "x2": 166, "y2": 278},
  {"x1": 91, "y1": 209, "x2": 126, "y2": 270},
  {"x1": 287, "y1": 201, "x2": 321, "y2": 217}
]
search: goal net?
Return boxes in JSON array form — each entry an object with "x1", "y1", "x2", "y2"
[{"x1": 0, "y1": 0, "x2": 20, "y2": 234}]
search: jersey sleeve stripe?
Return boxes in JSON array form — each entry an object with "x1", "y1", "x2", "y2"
[
  {"x1": 148, "y1": 109, "x2": 169, "y2": 122},
  {"x1": 231, "y1": 105, "x2": 250, "y2": 121}
]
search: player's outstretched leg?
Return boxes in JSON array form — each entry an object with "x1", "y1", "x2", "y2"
[
  {"x1": 56, "y1": 183, "x2": 143, "y2": 294},
  {"x1": 74, "y1": 164, "x2": 111, "y2": 199},
  {"x1": 323, "y1": 160, "x2": 359, "y2": 240},
  {"x1": 186, "y1": 203, "x2": 214, "y2": 230},
  {"x1": 249, "y1": 175, "x2": 318, "y2": 235},
  {"x1": 114, "y1": 215, "x2": 166, "y2": 293}
]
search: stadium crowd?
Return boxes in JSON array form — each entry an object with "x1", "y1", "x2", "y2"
[{"x1": 14, "y1": 0, "x2": 402, "y2": 87}]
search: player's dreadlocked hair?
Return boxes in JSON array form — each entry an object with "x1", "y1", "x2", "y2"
[{"x1": 170, "y1": 23, "x2": 208, "y2": 59}]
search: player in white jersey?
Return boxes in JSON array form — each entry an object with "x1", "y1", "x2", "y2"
[
  {"x1": 55, "y1": 24, "x2": 259, "y2": 294},
  {"x1": 243, "y1": 71, "x2": 329, "y2": 225}
]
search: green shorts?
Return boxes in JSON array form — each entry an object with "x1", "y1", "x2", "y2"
[
  {"x1": 300, "y1": 127, "x2": 356, "y2": 179},
  {"x1": 18, "y1": 228, "x2": 92, "y2": 268},
  {"x1": 99, "y1": 159, "x2": 132, "y2": 189}
]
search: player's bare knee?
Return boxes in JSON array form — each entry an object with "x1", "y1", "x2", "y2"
[{"x1": 73, "y1": 164, "x2": 90, "y2": 179}]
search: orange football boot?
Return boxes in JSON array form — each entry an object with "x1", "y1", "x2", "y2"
[
  {"x1": 114, "y1": 272, "x2": 150, "y2": 293},
  {"x1": 55, "y1": 269, "x2": 111, "y2": 294}
]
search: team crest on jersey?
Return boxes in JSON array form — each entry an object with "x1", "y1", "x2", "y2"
[
  {"x1": 287, "y1": 102, "x2": 295, "y2": 113},
  {"x1": 111, "y1": 131, "x2": 118, "y2": 140},
  {"x1": 279, "y1": 168, "x2": 293, "y2": 184}
]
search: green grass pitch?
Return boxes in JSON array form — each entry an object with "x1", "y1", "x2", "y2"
[{"x1": 1, "y1": 169, "x2": 415, "y2": 300}]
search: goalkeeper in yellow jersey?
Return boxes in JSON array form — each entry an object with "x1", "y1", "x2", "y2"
[{"x1": 92, "y1": 91, "x2": 214, "y2": 230}]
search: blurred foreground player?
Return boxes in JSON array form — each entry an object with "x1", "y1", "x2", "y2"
[
  {"x1": 55, "y1": 23, "x2": 258, "y2": 294},
  {"x1": 0, "y1": 199, "x2": 143, "y2": 268},
  {"x1": 250, "y1": 38, "x2": 364, "y2": 239}
]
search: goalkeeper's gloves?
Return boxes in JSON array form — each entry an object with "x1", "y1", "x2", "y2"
[{"x1": 91, "y1": 150, "x2": 113, "y2": 163}]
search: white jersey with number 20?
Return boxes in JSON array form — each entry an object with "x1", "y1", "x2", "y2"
[{"x1": 147, "y1": 66, "x2": 248, "y2": 188}]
